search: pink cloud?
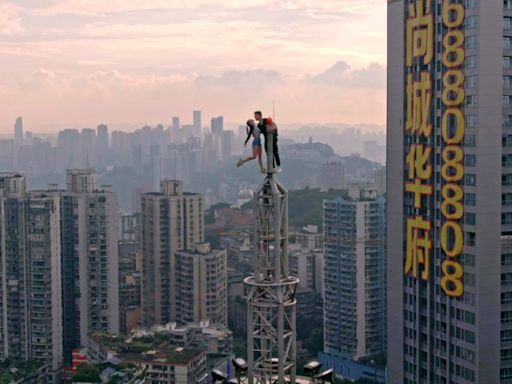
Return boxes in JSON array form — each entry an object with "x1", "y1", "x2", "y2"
[{"x1": 0, "y1": 0, "x2": 386, "y2": 131}]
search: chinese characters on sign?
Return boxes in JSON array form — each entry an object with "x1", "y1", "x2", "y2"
[{"x1": 403, "y1": 0, "x2": 465, "y2": 298}]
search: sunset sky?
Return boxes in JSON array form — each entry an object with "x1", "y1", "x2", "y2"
[{"x1": 0, "y1": 0, "x2": 386, "y2": 132}]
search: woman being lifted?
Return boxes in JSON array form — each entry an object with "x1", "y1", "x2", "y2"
[{"x1": 236, "y1": 119, "x2": 265, "y2": 174}]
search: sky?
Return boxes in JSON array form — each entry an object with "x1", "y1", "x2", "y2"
[{"x1": 0, "y1": 0, "x2": 386, "y2": 133}]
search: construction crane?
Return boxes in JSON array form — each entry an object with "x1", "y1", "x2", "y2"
[{"x1": 244, "y1": 130, "x2": 299, "y2": 384}]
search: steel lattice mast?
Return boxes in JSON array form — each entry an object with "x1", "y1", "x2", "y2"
[{"x1": 245, "y1": 132, "x2": 299, "y2": 384}]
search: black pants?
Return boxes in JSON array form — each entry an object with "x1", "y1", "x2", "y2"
[{"x1": 264, "y1": 136, "x2": 281, "y2": 167}]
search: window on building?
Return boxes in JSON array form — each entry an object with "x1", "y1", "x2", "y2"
[
  {"x1": 466, "y1": 55, "x2": 477, "y2": 69},
  {"x1": 505, "y1": 37, "x2": 512, "y2": 49},
  {"x1": 466, "y1": 35, "x2": 478, "y2": 49},
  {"x1": 464, "y1": 174, "x2": 476, "y2": 186},
  {"x1": 464, "y1": 193, "x2": 476, "y2": 206},
  {"x1": 466, "y1": 75, "x2": 478, "y2": 88},
  {"x1": 466, "y1": 95, "x2": 477, "y2": 107},
  {"x1": 466, "y1": 114, "x2": 477, "y2": 128},
  {"x1": 504, "y1": 56, "x2": 512, "y2": 69}
]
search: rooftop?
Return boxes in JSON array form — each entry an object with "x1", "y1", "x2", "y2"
[{"x1": 123, "y1": 348, "x2": 204, "y2": 366}]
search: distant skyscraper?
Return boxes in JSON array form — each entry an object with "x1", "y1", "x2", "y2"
[
  {"x1": 171, "y1": 117, "x2": 181, "y2": 142},
  {"x1": 211, "y1": 116, "x2": 224, "y2": 136},
  {"x1": 111, "y1": 130, "x2": 130, "y2": 166},
  {"x1": 140, "y1": 180, "x2": 204, "y2": 327},
  {"x1": 80, "y1": 128, "x2": 96, "y2": 167},
  {"x1": 60, "y1": 169, "x2": 119, "y2": 361},
  {"x1": 14, "y1": 116, "x2": 23, "y2": 144},
  {"x1": 0, "y1": 173, "x2": 63, "y2": 377},
  {"x1": 193, "y1": 110, "x2": 202, "y2": 137},
  {"x1": 57, "y1": 129, "x2": 81, "y2": 170},
  {"x1": 323, "y1": 191, "x2": 386, "y2": 360},
  {"x1": 387, "y1": 1, "x2": 502, "y2": 382},
  {"x1": 175, "y1": 243, "x2": 227, "y2": 326},
  {"x1": 221, "y1": 130, "x2": 234, "y2": 160},
  {"x1": 172, "y1": 116, "x2": 180, "y2": 131},
  {"x1": 97, "y1": 124, "x2": 109, "y2": 166}
]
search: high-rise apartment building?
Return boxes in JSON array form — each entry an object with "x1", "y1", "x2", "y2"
[
  {"x1": 60, "y1": 169, "x2": 119, "y2": 361},
  {"x1": 387, "y1": 0, "x2": 505, "y2": 382},
  {"x1": 0, "y1": 173, "x2": 64, "y2": 378},
  {"x1": 26, "y1": 190, "x2": 63, "y2": 375},
  {"x1": 289, "y1": 243, "x2": 323, "y2": 296},
  {"x1": 141, "y1": 180, "x2": 204, "y2": 327},
  {"x1": 323, "y1": 192, "x2": 386, "y2": 360},
  {"x1": 175, "y1": 243, "x2": 227, "y2": 326},
  {"x1": 319, "y1": 161, "x2": 346, "y2": 190}
]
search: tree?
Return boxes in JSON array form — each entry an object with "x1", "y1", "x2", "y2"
[{"x1": 72, "y1": 363, "x2": 100, "y2": 383}]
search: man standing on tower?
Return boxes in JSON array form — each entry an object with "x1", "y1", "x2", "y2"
[{"x1": 254, "y1": 111, "x2": 281, "y2": 173}]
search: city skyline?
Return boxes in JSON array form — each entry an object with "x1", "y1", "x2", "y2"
[{"x1": 0, "y1": 0, "x2": 386, "y2": 132}]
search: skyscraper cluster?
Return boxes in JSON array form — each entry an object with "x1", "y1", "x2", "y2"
[{"x1": 1, "y1": 112, "x2": 237, "y2": 186}]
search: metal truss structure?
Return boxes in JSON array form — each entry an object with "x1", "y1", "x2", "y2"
[{"x1": 245, "y1": 132, "x2": 299, "y2": 384}]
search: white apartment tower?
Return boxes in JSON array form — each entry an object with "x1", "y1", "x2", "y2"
[
  {"x1": 61, "y1": 169, "x2": 119, "y2": 361},
  {"x1": 323, "y1": 194, "x2": 386, "y2": 360}
]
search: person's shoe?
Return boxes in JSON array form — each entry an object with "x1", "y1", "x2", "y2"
[
  {"x1": 236, "y1": 159, "x2": 243, "y2": 167},
  {"x1": 275, "y1": 167, "x2": 282, "y2": 173}
]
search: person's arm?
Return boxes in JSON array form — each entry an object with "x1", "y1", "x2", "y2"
[{"x1": 244, "y1": 126, "x2": 253, "y2": 146}]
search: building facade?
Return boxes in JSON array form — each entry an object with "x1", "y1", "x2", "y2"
[
  {"x1": 323, "y1": 194, "x2": 386, "y2": 360},
  {"x1": 0, "y1": 173, "x2": 64, "y2": 378},
  {"x1": 60, "y1": 169, "x2": 119, "y2": 361},
  {"x1": 387, "y1": 0, "x2": 504, "y2": 382},
  {"x1": 289, "y1": 244, "x2": 323, "y2": 295},
  {"x1": 141, "y1": 180, "x2": 204, "y2": 327},
  {"x1": 175, "y1": 243, "x2": 227, "y2": 326}
]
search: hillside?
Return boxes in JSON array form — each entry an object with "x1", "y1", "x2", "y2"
[{"x1": 243, "y1": 188, "x2": 347, "y2": 230}]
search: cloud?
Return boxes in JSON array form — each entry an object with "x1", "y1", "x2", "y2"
[
  {"x1": 196, "y1": 69, "x2": 282, "y2": 87},
  {"x1": 0, "y1": 1, "x2": 386, "y2": 129},
  {"x1": 17, "y1": 67, "x2": 57, "y2": 90},
  {"x1": 0, "y1": 4, "x2": 24, "y2": 35},
  {"x1": 31, "y1": 0, "x2": 272, "y2": 16},
  {"x1": 308, "y1": 60, "x2": 385, "y2": 88}
]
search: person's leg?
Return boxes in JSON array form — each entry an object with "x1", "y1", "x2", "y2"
[
  {"x1": 237, "y1": 153, "x2": 256, "y2": 167},
  {"x1": 273, "y1": 136, "x2": 281, "y2": 167},
  {"x1": 256, "y1": 146, "x2": 264, "y2": 173}
]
